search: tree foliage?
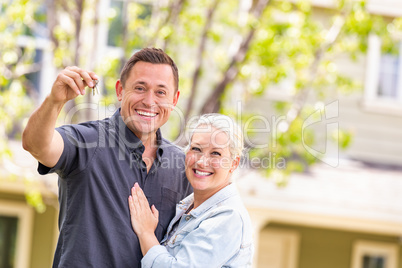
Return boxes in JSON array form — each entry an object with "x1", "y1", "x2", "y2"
[{"x1": 1, "y1": 0, "x2": 402, "y2": 211}]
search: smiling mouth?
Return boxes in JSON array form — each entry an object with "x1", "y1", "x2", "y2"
[
  {"x1": 193, "y1": 169, "x2": 213, "y2": 177},
  {"x1": 136, "y1": 110, "x2": 158, "y2": 118}
]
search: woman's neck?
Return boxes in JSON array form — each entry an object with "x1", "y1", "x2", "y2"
[{"x1": 193, "y1": 182, "x2": 230, "y2": 209}]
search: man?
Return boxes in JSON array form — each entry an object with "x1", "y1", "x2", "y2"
[{"x1": 22, "y1": 48, "x2": 192, "y2": 267}]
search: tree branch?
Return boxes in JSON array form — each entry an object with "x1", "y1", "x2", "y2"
[
  {"x1": 284, "y1": 9, "x2": 350, "y2": 128},
  {"x1": 199, "y1": 0, "x2": 271, "y2": 114},
  {"x1": 183, "y1": 0, "x2": 220, "y2": 122}
]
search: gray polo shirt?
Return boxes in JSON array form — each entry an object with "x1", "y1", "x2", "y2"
[{"x1": 38, "y1": 109, "x2": 192, "y2": 268}]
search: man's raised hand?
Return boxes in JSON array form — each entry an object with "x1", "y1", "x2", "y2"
[{"x1": 49, "y1": 66, "x2": 99, "y2": 104}]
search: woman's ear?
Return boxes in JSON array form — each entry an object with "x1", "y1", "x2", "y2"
[{"x1": 230, "y1": 156, "x2": 240, "y2": 173}]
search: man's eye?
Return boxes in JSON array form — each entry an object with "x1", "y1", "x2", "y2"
[
  {"x1": 135, "y1": 87, "x2": 145, "y2": 91},
  {"x1": 157, "y1": 90, "x2": 166, "y2": 95}
]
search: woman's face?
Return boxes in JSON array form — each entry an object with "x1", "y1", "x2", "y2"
[{"x1": 185, "y1": 126, "x2": 239, "y2": 198}]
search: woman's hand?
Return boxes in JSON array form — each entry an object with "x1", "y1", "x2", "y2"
[{"x1": 128, "y1": 183, "x2": 159, "y2": 237}]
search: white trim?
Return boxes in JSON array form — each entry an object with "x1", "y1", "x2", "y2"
[
  {"x1": 257, "y1": 228, "x2": 300, "y2": 268},
  {"x1": 397, "y1": 41, "x2": 402, "y2": 103},
  {"x1": 245, "y1": 205, "x2": 402, "y2": 237},
  {"x1": 0, "y1": 201, "x2": 34, "y2": 268},
  {"x1": 351, "y1": 240, "x2": 399, "y2": 268},
  {"x1": 364, "y1": 34, "x2": 381, "y2": 102},
  {"x1": 363, "y1": 34, "x2": 402, "y2": 116}
]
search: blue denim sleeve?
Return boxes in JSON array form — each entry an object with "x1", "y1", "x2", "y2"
[
  {"x1": 141, "y1": 245, "x2": 170, "y2": 268},
  {"x1": 141, "y1": 208, "x2": 243, "y2": 268}
]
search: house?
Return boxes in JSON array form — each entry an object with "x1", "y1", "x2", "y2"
[
  {"x1": 1, "y1": 0, "x2": 402, "y2": 267},
  {"x1": 238, "y1": 0, "x2": 402, "y2": 267},
  {"x1": 0, "y1": 141, "x2": 58, "y2": 268}
]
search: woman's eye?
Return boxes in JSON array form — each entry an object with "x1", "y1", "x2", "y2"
[
  {"x1": 191, "y1": 147, "x2": 201, "y2": 152},
  {"x1": 211, "y1": 151, "x2": 221, "y2": 156}
]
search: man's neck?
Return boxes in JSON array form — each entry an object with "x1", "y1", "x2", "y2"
[
  {"x1": 138, "y1": 132, "x2": 157, "y2": 150},
  {"x1": 137, "y1": 132, "x2": 158, "y2": 173}
]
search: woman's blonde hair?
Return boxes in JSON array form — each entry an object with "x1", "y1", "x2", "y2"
[{"x1": 186, "y1": 113, "x2": 244, "y2": 159}]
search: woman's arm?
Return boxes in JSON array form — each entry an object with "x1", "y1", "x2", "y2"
[
  {"x1": 141, "y1": 208, "x2": 244, "y2": 268},
  {"x1": 128, "y1": 183, "x2": 160, "y2": 256}
]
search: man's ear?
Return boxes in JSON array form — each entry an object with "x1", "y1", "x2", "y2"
[
  {"x1": 116, "y1": 80, "x2": 123, "y2": 101},
  {"x1": 172, "y1": 90, "x2": 180, "y2": 107}
]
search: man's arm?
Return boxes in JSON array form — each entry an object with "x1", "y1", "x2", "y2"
[{"x1": 22, "y1": 66, "x2": 98, "y2": 168}]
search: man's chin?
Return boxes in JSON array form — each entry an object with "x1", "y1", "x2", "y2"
[{"x1": 128, "y1": 122, "x2": 159, "y2": 135}]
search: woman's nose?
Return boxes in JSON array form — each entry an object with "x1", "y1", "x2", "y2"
[{"x1": 196, "y1": 154, "x2": 209, "y2": 167}]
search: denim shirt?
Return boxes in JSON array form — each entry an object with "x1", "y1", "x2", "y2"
[{"x1": 141, "y1": 183, "x2": 254, "y2": 268}]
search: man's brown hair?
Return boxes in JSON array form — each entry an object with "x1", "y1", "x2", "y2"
[{"x1": 119, "y1": 47, "x2": 179, "y2": 92}]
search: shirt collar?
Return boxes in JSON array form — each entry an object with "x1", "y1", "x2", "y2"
[
  {"x1": 110, "y1": 108, "x2": 164, "y2": 158},
  {"x1": 183, "y1": 183, "x2": 238, "y2": 218}
]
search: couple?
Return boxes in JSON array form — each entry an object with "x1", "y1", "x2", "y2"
[{"x1": 22, "y1": 48, "x2": 253, "y2": 267}]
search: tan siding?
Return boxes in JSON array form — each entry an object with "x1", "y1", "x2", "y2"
[{"x1": 258, "y1": 222, "x2": 402, "y2": 268}]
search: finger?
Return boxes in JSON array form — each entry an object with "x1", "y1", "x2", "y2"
[
  {"x1": 63, "y1": 68, "x2": 86, "y2": 95},
  {"x1": 131, "y1": 187, "x2": 143, "y2": 213},
  {"x1": 57, "y1": 73, "x2": 81, "y2": 96},
  {"x1": 151, "y1": 205, "x2": 159, "y2": 220},
  {"x1": 128, "y1": 196, "x2": 137, "y2": 217},
  {"x1": 88, "y1": 70, "x2": 99, "y2": 81},
  {"x1": 135, "y1": 183, "x2": 149, "y2": 206},
  {"x1": 133, "y1": 184, "x2": 146, "y2": 210},
  {"x1": 66, "y1": 66, "x2": 96, "y2": 89}
]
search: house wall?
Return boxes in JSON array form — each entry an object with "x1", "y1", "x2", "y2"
[
  {"x1": 0, "y1": 190, "x2": 58, "y2": 268},
  {"x1": 258, "y1": 222, "x2": 402, "y2": 268},
  {"x1": 244, "y1": 3, "x2": 402, "y2": 167},
  {"x1": 30, "y1": 204, "x2": 58, "y2": 268}
]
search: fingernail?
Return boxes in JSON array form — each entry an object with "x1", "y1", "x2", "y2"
[
  {"x1": 89, "y1": 82, "x2": 94, "y2": 88},
  {"x1": 134, "y1": 182, "x2": 139, "y2": 187}
]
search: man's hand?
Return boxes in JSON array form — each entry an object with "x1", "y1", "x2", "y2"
[
  {"x1": 49, "y1": 66, "x2": 99, "y2": 104},
  {"x1": 128, "y1": 183, "x2": 159, "y2": 236},
  {"x1": 22, "y1": 66, "x2": 99, "y2": 168}
]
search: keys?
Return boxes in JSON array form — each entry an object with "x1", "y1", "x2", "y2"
[{"x1": 91, "y1": 79, "x2": 99, "y2": 96}]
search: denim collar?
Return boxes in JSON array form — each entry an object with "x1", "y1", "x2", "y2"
[{"x1": 179, "y1": 183, "x2": 238, "y2": 218}]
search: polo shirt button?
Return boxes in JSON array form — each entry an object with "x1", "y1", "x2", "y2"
[{"x1": 185, "y1": 216, "x2": 191, "y2": 221}]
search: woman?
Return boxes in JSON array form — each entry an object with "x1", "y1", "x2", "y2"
[{"x1": 128, "y1": 114, "x2": 254, "y2": 267}]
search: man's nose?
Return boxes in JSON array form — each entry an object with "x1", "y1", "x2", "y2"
[{"x1": 142, "y1": 91, "x2": 156, "y2": 107}]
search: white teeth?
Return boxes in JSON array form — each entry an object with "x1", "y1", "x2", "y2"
[
  {"x1": 195, "y1": 170, "x2": 212, "y2": 176},
  {"x1": 137, "y1": 110, "x2": 157, "y2": 117}
]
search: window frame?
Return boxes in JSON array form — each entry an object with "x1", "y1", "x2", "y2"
[
  {"x1": 363, "y1": 34, "x2": 402, "y2": 116},
  {"x1": 351, "y1": 240, "x2": 399, "y2": 268},
  {"x1": 0, "y1": 201, "x2": 34, "y2": 268}
]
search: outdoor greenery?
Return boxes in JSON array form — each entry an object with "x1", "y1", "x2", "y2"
[{"x1": 1, "y1": 0, "x2": 402, "y2": 210}]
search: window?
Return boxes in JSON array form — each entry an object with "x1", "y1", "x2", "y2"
[
  {"x1": 351, "y1": 240, "x2": 399, "y2": 268},
  {"x1": 364, "y1": 34, "x2": 402, "y2": 115},
  {"x1": 0, "y1": 201, "x2": 33, "y2": 268},
  {"x1": 0, "y1": 216, "x2": 18, "y2": 268},
  {"x1": 16, "y1": 35, "x2": 55, "y2": 102}
]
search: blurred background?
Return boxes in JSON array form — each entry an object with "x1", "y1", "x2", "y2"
[{"x1": 1, "y1": 0, "x2": 402, "y2": 267}]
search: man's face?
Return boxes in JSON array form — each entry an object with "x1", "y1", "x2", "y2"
[{"x1": 115, "y1": 61, "x2": 179, "y2": 138}]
